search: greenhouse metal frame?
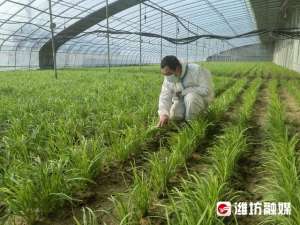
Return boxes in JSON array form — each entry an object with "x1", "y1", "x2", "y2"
[
  {"x1": 0, "y1": 0, "x2": 270, "y2": 69},
  {"x1": 0, "y1": 0, "x2": 299, "y2": 71}
]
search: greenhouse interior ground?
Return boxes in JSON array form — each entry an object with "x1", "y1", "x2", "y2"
[{"x1": 2, "y1": 0, "x2": 300, "y2": 225}]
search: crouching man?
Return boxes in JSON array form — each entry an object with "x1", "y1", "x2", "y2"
[{"x1": 157, "y1": 55, "x2": 214, "y2": 127}]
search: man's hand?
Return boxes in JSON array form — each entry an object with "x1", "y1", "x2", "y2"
[
  {"x1": 157, "y1": 114, "x2": 169, "y2": 127},
  {"x1": 175, "y1": 91, "x2": 183, "y2": 98}
]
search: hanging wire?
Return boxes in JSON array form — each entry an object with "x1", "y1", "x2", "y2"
[{"x1": 2, "y1": 27, "x2": 300, "y2": 44}]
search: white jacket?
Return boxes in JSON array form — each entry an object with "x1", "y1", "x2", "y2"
[{"x1": 158, "y1": 63, "x2": 214, "y2": 117}]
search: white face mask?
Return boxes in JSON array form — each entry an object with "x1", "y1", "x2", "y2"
[{"x1": 166, "y1": 74, "x2": 178, "y2": 83}]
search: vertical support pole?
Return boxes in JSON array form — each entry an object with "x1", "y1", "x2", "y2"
[
  {"x1": 121, "y1": 54, "x2": 124, "y2": 65},
  {"x1": 48, "y1": 0, "x2": 57, "y2": 78},
  {"x1": 216, "y1": 40, "x2": 219, "y2": 61},
  {"x1": 218, "y1": 40, "x2": 220, "y2": 60},
  {"x1": 29, "y1": 47, "x2": 33, "y2": 70},
  {"x1": 222, "y1": 41, "x2": 226, "y2": 61},
  {"x1": 14, "y1": 49, "x2": 17, "y2": 70},
  {"x1": 213, "y1": 40, "x2": 216, "y2": 61},
  {"x1": 160, "y1": 11, "x2": 163, "y2": 61},
  {"x1": 139, "y1": 2, "x2": 142, "y2": 71},
  {"x1": 208, "y1": 39, "x2": 210, "y2": 60},
  {"x1": 196, "y1": 26, "x2": 199, "y2": 62},
  {"x1": 218, "y1": 40, "x2": 221, "y2": 61},
  {"x1": 202, "y1": 39, "x2": 205, "y2": 61},
  {"x1": 220, "y1": 41, "x2": 222, "y2": 60},
  {"x1": 106, "y1": 0, "x2": 111, "y2": 72},
  {"x1": 135, "y1": 54, "x2": 139, "y2": 65},
  {"x1": 222, "y1": 41, "x2": 225, "y2": 52},
  {"x1": 176, "y1": 19, "x2": 178, "y2": 56},
  {"x1": 215, "y1": 40, "x2": 217, "y2": 61},
  {"x1": 187, "y1": 22, "x2": 189, "y2": 62}
]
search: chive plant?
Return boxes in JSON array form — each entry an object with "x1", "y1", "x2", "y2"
[
  {"x1": 284, "y1": 80, "x2": 300, "y2": 104},
  {"x1": 259, "y1": 80, "x2": 300, "y2": 225},
  {"x1": 0, "y1": 66, "x2": 234, "y2": 224},
  {"x1": 73, "y1": 207, "x2": 99, "y2": 225},
  {"x1": 2, "y1": 64, "x2": 295, "y2": 224},
  {"x1": 111, "y1": 78, "x2": 248, "y2": 225},
  {"x1": 202, "y1": 62, "x2": 257, "y2": 77},
  {"x1": 0, "y1": 69, "x2": 162, "y2": 224},
  {"x1": 164, "y1": 78, "x2": 262, "y2": 225}
]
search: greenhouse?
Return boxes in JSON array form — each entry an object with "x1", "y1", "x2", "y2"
[
  {"x1": 1, "y1": 0, "x2": 300, "y2": 225},
  {"x1": 1, "y1": 0, "x2": 297, "y2": 70}
]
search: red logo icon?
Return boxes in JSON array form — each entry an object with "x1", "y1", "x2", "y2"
[{"x1": 217, "y1": 202, "x2": 232, "y2": 216}]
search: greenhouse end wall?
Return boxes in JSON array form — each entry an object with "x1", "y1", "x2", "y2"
[
  {"x1": 273, "y1": 8, "x2": 300, "y2": 72},
  {"x1": 207, "y1": 44, "x2": 273, "y2": 62}
]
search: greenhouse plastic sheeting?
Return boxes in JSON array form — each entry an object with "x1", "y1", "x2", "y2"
[{"x1": 0, "y1": 0, "x2": 260, "y2": 70}]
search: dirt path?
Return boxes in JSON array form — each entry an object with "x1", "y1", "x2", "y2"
[{"x1": 228, "y1": 79, "x2": 269, "y2": 225}]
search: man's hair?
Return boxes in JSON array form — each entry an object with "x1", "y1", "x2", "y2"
[{"x1": 160, "y1": 55, "x2": 181, "y2": 70}]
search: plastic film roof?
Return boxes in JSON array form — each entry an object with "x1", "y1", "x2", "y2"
[{"x1": 0, "y1": 0, "x2": 282, "y2": 69}]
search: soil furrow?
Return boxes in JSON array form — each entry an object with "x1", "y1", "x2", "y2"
[{"x1": 228, "y1": 79, "x2": 269, "y2": 225}]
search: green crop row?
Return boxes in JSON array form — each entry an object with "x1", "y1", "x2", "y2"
[
  {"x1": 164, "y1": 78, "x2": 262, "y2": 225},
  {"x1": 2, "y1": 62, "x2": 300, "y2": 225},
  {"x1": 0, "y1": 70, "x2": 162, "y2": 224},
  {"x1": 259, "y1": 80, "x2": 300, "y2": 225},
  {"x1": 0, "y1": 68, "x2": 235, "y2": 224},
  {"x1": 201, "y1": 62, "x2": 257, "y2": 77},
  {"x1": 110, "y1": 78, "x2": 247, "y2": 225}
]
